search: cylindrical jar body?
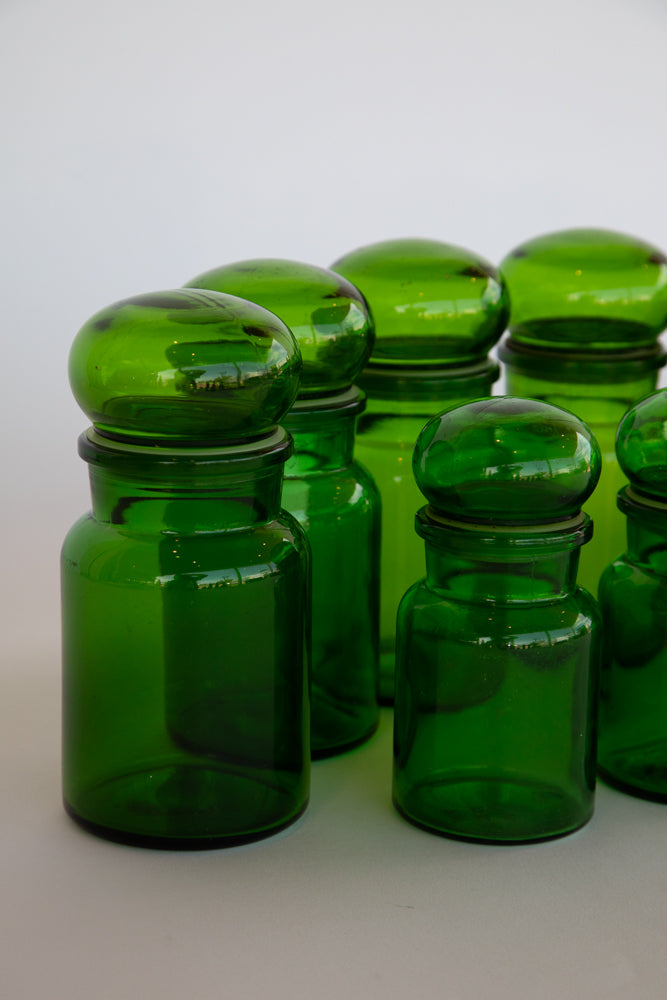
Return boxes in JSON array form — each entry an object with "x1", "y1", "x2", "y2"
[
  {"x1": 500, "y1": 340, "x2": 663, "y2": 596},
  {"x1": 281, "y1": 391, "x2": 380, "y2": 756},
  {"x1": 598, "y1": 491, "x2": 667, "y2": 800},
  {"x1": 393, "y1": 513, "x2": 601, "y2": 843},
  {"x1": 355, "y1": 361, "x2": 499, "y2": 703},
  {"x1": 62, "y1": 429, "x2": 310, "y2": 848}
]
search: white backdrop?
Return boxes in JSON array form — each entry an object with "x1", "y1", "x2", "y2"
[
  {"x1": 3, "y1": 3, "x2": 667, "y2": 997},
  {"x1": 3, "y1": 0, "x2": 667, "y2": 667}
]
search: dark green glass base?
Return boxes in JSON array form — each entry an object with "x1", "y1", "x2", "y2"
[
  {"x1": 311, "y1": 718, "x2": 379, "y2": 760},
  {"x1": 64, "y1": 763, "x2": 308, "y2": 850},
  {"x1": 394, "y1": 773, "x2": 593, "y2": 844},
  {"x1": 598, "y1": 745, "x2": 667, "y2": 804},
  {"x1": 311, "y1": 679, "x2": 380, "y2": 758},
  {"x1": 378, "y1": 646, "x2": 395, "y2": 706}
]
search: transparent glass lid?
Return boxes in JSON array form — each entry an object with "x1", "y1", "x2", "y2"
[
  {"x1": 186, "y1": 259, "x2": 373, "y2": 398},
  {"x1": 331, "y1": 238, "x2": 508, "y2": 367},
  {"x1": 69, "y1": 288, "x2": 301, "y2": 443}
]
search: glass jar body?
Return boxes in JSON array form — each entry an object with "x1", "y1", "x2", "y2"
[
  {"x1": 62, "y1": 431, "x2": 310, "y2": 848},
  {"x1": 500, "y1": 342, "x2": 662, "y2": 596},
  {"x1": 598, "y1": 496, "x2": 667, "y2": 800},
  {"x1": 393, "y1": 517, "x2": 601, "y2": 843},
  {"x1": 355, "y1": 363, "x2": 498, "y2": 703},
  {"x1": 282, "y1": 394, "x2": 380, "y2": 756}
]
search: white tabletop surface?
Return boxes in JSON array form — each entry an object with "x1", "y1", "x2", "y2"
[{"x1": 4, "y1": 661, "x2": 667, "y2": 1000}]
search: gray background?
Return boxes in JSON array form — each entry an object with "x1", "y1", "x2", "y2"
[{"x1": 3, "y1": 1, "x2": 667, "y2": 996}]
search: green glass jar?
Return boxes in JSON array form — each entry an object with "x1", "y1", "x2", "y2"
[
  {"x1": 394, "y1": 397, "x2": 602, "y2": 843},
  {"x1": 62, "y1": 289, "x2": 310, "y2": 848},
  {"x1": 185, "y1": 260, "x2": 380, "y2": 756},
  {"x1": 281, "y1": 390, "x2": 380, "y2": 755},
  {"x1": 598, "y1": 390, "x2": 667, "y2": 801},
  {"x1": 331, "y1": 239, "x2": 508, "y2": 702},
  {"x1": 499, "y1": 228, "x2": 667, "y2": 597}
]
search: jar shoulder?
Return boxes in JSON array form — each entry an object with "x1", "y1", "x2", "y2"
[
  {"x1": 599, "y1": 555, "x2": 667, "y2": 623},
  {"x1": 62, "y1": 509, "x2": 309, "y2": 583},
  {"x1": 399, "y1": 580, "x2": 599, "y2": 640},
  {"x1": 599, "y1": 556, "x2": 667, "y2": 668},
  {"x1": 356, "y1": 411, "x2": 430, "y2": 448},
  {"x1": 282, "y1": 461, "x2": 380, "y2": 514}
]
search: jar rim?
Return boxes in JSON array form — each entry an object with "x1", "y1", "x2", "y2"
[
  {"x1": 78, "y1": 426, "x2": 292, "y2": 481},
  {"x1": 358, "y1": 358, "x2": 499, "y2": 400},
  {"x1": 499, "y1": 337, "x2": 666, "y2": 384},
  {"x1": 416, "y1": 506, "x2": 593, "y2": 554}
]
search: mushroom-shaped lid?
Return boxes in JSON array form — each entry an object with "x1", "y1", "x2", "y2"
[
  {"x1": 330, "y1": 238, "x2": 508, "y2": 367},
  {"x1": 500, "y1": 228, "x2": 667, "y2": 352},
  {"x1": 185, "y1": 259, "x2": 373, "y2": 398},
  {"x1": 68, "y1": 288, "x2": 301, "y2": 444},
  {"x1": 616, "y1": 390, "x2": 667, "y2": 501},
  {"x1": 413, "y1": 397, "x2": 601, "y2": 524}
]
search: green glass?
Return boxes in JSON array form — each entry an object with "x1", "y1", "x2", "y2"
[
  {"x1": 500, "y1": 228, "x2": 667, "y2": 350},
  {"x1": 331, "y1": 238, "x2": 508, "y2": 366},
  {"x1": 186, "y1": 260, "x2": 373, "y2": 398},
  {"x1": 500, "y1": 229, "x2": 667, "y2": 597},
  {"x1": 332, "y1": 239, "x2": 508, "y2": 701},
  {"x1": 282, "y1": 390, "x2": 380, "y2": 756},
  {"x1": 63, "y1": 292, "x2": 310, "y2": 848},
  {"x1": 69, "y1": 288, "x2": 301, "y2": 443},
  {"x1": 598, "y1": 391, "x2": 667, "y2": 801},
  {"x1": 394, "y1": 397, "x2": 602, "y2": 843},
  {"x1": 185, "y1": 260, "x2": 380, "y2": 755}
]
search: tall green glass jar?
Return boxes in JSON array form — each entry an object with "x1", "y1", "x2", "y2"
[
  {"x1": 62, "y1": 289, "x2": 311, "y2": 848},
  {"x1": 499, "y1": 228, "x2": 667, "y2": 597},
  {"x1": 331, "y1": 239, "x2": 508, "y2": 702},
  {"x1": 185, "y1": 260, "x2": 380, "y2": 756},
  {"x1": 394, "y1": 398, "x2": 602, "y2": 843},
  {"x1": 598, "y1": 390, "x2": 667, "y2": 801}
]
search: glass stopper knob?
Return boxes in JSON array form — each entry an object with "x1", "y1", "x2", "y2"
[
  {"x1": 331, "y1": 238, "x2": 508, "y2": 367},
  {"x1": 616, "y1": 390, "x2": 667, "y2": 501},
  {"x1": 68, "y1": 288, "x2": 301, "y2": 443},
  {"x1": 500, "y1": 228, "x2": 667, "y2": 352},
  {"x1": 413, "y1": 396, "x2": 601, "y2": 524},
  {"x1": 185, "y1": 259, "x2": 373, "y2": 398}
]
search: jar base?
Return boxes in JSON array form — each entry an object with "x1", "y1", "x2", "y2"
[
  {"x1": 599, "y1": 743, "x2": 667, "y2": 803},
  {"x1": 378, "y1": 645, "x2": 396, "y2": 705},
  {"x1": 64, "y1": 762, "x2": 308, "y2": 850},
  {"x1": 394, "y1": 772, "x2": 593, "y2": 844},
  {"x1": 311, "y1": 718, "x2": 379, "y2": 760}
]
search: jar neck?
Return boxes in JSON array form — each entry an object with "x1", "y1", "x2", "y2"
[
  {"x1": 79, "y1": 427, "x2": 291, "y2": 531},
  {"x1": 619, "y1": 487, "x2": 667, "y2": 575},
  {"x1": 282, "y1": 386, "x2": 363, "y2": 475},
  {"x1": 417, "y1": 508, "x2": 590, "y2": 603},
  {"x1": 357, "y1": 358, "x2": 499, "y2": 407}
]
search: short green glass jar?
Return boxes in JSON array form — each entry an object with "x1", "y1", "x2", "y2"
[
  {"x1": 394, "y1": 397, "x2": 602, "y2": 843},
  {"x1": 185, "y1": 260, "x2": 380, "y2": 756},
  {"x1": 332, "y1": 239, "x2": 508, "y2": 702},
  {"x1": 499, "y1": 228, "x2": 667, "y2": 597},
  {"x1": 598, "y1": 390, "x2": 667, "y2": 801},
  {"x1": 62, "y1": 290, "x2": 311, "y2": 848}
]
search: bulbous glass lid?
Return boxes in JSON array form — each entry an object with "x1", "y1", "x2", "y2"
[
  {"x1": 185, "y1": 259, "x2": 373, "y2": 398},
  {"x1": 616, "y1": 390, "x2": 667, "y2": 500},
  {"x1": 68, "y1": 288, "x2": 301, "y2": 443},
  {"x1": 330, "y1": 238, "x2": 508, "y2": 367},
  {"x1": 413, "y1": 396, "x2": 601, "y2": 524},
  {"x1": 500, "y1": 228, "x2": 667, "y2": 352}
]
